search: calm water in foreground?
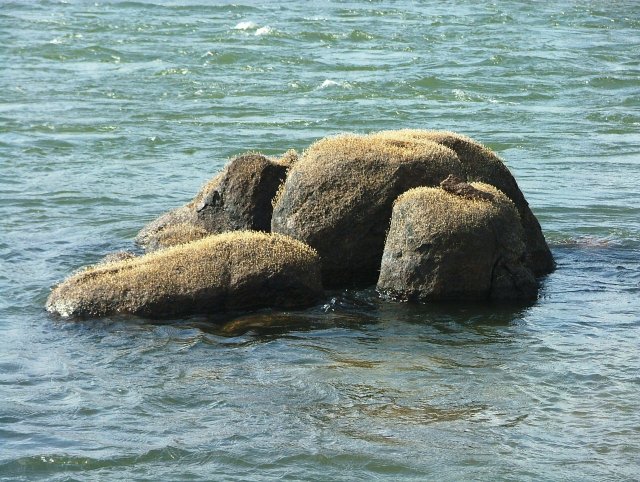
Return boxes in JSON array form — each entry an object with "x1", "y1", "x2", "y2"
[{"x1": 1, "y1": 1, "x2": 639, "y2": 480}]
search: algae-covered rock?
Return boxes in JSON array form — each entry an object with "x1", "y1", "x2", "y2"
[
  {"x1": 136, "y1": 151, "x2": 294, "y2": 251},
  {"x1": 143, "y1": 223, "x2": 209, "y2": 252},
  {"x1": 134, "y1": 205, "x2": 196, "y2": 251},
  {"x1": 377, "y1": 177, "x2": 538, "y2": 302},
  {"x1": 47, "y1": 231, "x2": 322, "y2": 319},
  {"x1": 271, "y1": 134, "x2": 465, "y2": 286},
  {"x1": 369, "y1": 129, "x2": 554, "y2": 275},
  {"x1": 272, "y1": 131, "x2": 553, "y2": 287},
  {"x1": 98, "y1": 251, "x2": 137, "y2": 265}
]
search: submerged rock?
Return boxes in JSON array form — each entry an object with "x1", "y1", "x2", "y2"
[
  {"x1": 272, "y1": 134, "x2": 465, "y2": 286},
  {"x1": 369, "y1": 129, "x2": 554, "y2": 276},
  {"x1": 46, "y1": 231, "x2": 323, "y2": 319},
  {"x1": 136, "y1": 151, "x2": 294, "y2": 251},
  {"x1": 377, "y1": 178, "x2": 538, "y2": 302}
]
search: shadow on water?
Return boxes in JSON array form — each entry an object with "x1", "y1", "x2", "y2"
[
  {"x1": 375, "y1": 296, "x2": 532, "y2": 326},
  {"x1": 49, "y1": 284, "x2": 534, "y2": 342},
  {"x1": 179, "y1": 288, "x2": 384, "y2": 338},
  {"x1": 197, "y1": 285, "x2": 533, "y2": 338}
]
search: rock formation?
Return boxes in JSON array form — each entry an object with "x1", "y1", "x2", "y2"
[
  {"x1": 271, "y1": 134, "x2": 466, "y2": 286},
  {"x1": 48, "y1": 129, "x2": 553, "y2": 320},
  {"x1": 47, "y1": 231, "x2": 322, "y2": 318},
  {"x1": 377, "y1": 177, "x2": 538, "y2": 302},
  {"x1": 136, "y1": 151, "x2": 295, "y2": 251},
  {"x1": 369, "y1": 130, "x2": 554, "y2": 275}
]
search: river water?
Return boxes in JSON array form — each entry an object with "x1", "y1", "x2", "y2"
[{"x1": 1, "y1": 1, "x2": 639, "y2": 480}]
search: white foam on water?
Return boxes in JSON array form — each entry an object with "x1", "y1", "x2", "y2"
[
  {"x1": 320, "y1": 79, "x2": 339, "y2": 88},
  {"x1": 233, "y1": 21, "x2": 257, "y2": 30},
  {"x1": 255, "y1": 26, "x2": 273, "y2": 36},
  {"x1": 319, "y1": 79, "x2": 351, "y2": 89}
]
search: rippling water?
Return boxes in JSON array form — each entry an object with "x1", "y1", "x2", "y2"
[{"x1": 1, "y1": 1, "x2": 639, "y2": 480}]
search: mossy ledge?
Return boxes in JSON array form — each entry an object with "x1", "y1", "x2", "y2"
[{"x1": 46, "y1": 231, "x2": 323, "y2": 319}]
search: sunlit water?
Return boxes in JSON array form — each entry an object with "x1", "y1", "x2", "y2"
[{"x1": 1, "y1": 1, "x2": 639, "y2": 480}]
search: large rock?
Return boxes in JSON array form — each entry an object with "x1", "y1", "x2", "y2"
[
  {"x1": 135, "y1": 151, "x2": 295, "y2": 251},
  {"x1": 377, "y1": 177, "x2": 538, "y2": 302},
  {"x1": 46, "y1": 231, "x2": 323, "y2": 319},
  {"x1": 271, "y1": 134, "x2": 465, "y2": 286},
  {"x1": 369, "y1": 129, "x2": 554, "y2": 275}
]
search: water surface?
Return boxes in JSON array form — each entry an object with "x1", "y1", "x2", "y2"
[{"x1": 1, "y1": 1, "x2": 639, "y2": 480}]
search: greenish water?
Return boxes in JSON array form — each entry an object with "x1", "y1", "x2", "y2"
[{"x1": 1, "y1": 1, "x2": 639, "y2": 480}]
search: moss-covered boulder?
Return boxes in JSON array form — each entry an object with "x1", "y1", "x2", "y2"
[
  {"x1": 369, "y1": 129, "x2": 554, "y2": 275},
  {"x1": 271, "y1": 134, "x2": 465, "y2": 286},
  {"x1": 46, "y1": 231, "x2": 322, "y2": 319},
  {"x1": 142, "y1": 223, "x2": 209, "y2": 252},
  {"x1": 377, "y1": 176, "x2": 538, "y2": 302},
  {"x1": 135, "y1": 151, "x2": 295, "y2": 251}
]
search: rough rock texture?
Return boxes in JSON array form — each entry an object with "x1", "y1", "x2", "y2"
[
  {"x1": 271, "y1": 134, "x2": 466, "y2": 286},
  {"x1": 46, "y1": 231, "x2": 323, "y2": 319},
  {"x1": 134, "y1": 205, "x2": 196, "y2": 251},
  {"x1": 142, "y1": 223, "x2": 209, "y2": 252},
  {"x1": 439, "y1": 174, "x2": 495, "y2": 202},
  {"x1": 98, "y1": 251, "x2": 137, "y2": 265},
  {"x1": 377, "y1": 181, "x2": 538, "y2": 302},
  {"x1": 135, "y1": 152, "x2": 293, "y2": 251},
  {"x1": 369, "y1": 129, "x2": 554, "y2": 275}
]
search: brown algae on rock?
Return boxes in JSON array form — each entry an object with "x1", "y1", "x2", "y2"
[
  {"x1": 47, "y1": 231, "x2": 323, "y2": 318},
  {"x1": 377, "y1": 181, "x2": 538, "y2": 302}
]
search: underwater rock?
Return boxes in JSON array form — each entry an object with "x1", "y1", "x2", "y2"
[
  {"x1": 369, "y1": 129, "x2": 554, "y2": 276},
  {"x1": 271, "y1": 133, "x2": 465, "y2": 286},
  {"x1": 46, "y1": 231, "x2": 322, "y2": 319},
  {"x1": 377, "y1": 180, "x2": 538, "y2": 302},
  {"x1": 135, "y1": 151, "x2": 295, "y2": 251}
]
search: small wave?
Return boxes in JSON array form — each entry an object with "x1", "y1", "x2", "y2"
[
  {"x1": 255, "y1": 26, "x2": 273, "y2": 36},
  {"x1": 157, "y1": 67, "x2": 190, "y2": 76},
  {"x1": 348, "y1": 29, "x2": 374, "y2": 41},
  {"x1": 48, "y1": 33, "x2": 83, "y2": 45},
  {"x1": 299, "y1": 31, "x2": 339, "y2": 42},
  {"x1": 0, "y1": 446, "x2": 193, "y2": 476},
  {"x1": 551, "y1": 235, "x2": 623, "y2": 248},
  {"x1": 233, "y1": 21, "x2": 257, "y2": 30},
  {"x1": 452, "y1": 89, "x2": 472, "y2": 101},
  {"x1": 319, "y1": 79, "x2": 352, "y2": 89}
]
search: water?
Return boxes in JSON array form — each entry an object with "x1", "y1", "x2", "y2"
[{"x1": 1, "y1": 0, "x2": 639, "y2": 480}]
